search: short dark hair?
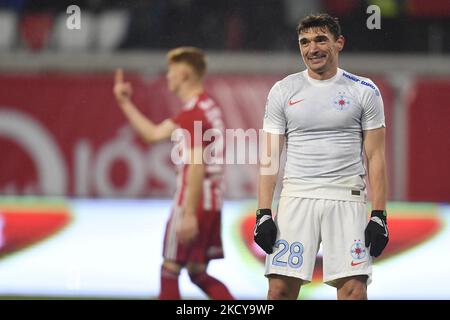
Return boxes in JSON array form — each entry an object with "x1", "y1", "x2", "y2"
[
  {"x1": 167, "y1": 47, "x2": 207, "y2": 78},
  {"x1": 297, "y1": 14, "x2": 342, "y2": 40}
]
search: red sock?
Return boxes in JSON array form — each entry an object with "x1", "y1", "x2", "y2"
[
  {"x1": 189, "y1": 271, "x2": 234, "y2": 300},
  {"x1": 159, "y1": 266, "x2": 181, "y2": 300}
]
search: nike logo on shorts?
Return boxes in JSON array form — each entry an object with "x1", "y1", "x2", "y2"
[{"x1": 351, "y1": 261, "x2": 366, "y2": 267}]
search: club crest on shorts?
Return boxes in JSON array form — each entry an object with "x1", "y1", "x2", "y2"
[
  {"x1": 333, "y1": 91, "x2": 351, "y2": 110},
  {"x1": 350, "y1": 240, "x2": 366, "y2": 260}
]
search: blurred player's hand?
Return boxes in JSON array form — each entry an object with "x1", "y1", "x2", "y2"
[
  {"x1": 113, "y1": 68, "x2": 133, "y2": 105},
  {"x1": 254, "y1": 209, "x2": 277, "y2": 254},
  {"x1": 177, "y1": 213, "x2": 199, "y2": 246},
  {"x1": 365, "y1": 210, "x2": 389, "y2": 257}
]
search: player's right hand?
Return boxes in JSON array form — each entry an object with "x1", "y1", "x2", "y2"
[
  {"x1": 254, "y1": 209, "x2": 277, "y2": 254},
  {"x1": 113, "y1": 68, "x2": 133, "y2": 105},
  {"x1": 177, "y1": 213, "x2": 199, "y2": 246}
]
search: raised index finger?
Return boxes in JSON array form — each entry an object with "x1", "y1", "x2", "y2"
[{"x1": 115, "y1": 68, "x2": 124, "y2": 84}]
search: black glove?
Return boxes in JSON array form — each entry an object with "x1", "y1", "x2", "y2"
[
  {"x1": 254, "y1": 209, "x2": 277, "y2": 254},
  {"x1": 365, "y1": 210, "x2": 389, "y2": 257}
]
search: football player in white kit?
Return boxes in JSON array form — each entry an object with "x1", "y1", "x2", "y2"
[{"x1": 254, "y1": 14, "x2": 389, "y2": 300}]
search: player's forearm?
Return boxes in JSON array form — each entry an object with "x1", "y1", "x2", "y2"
[
  {"x1": 367, "y1": 153, "x2": 388, "y2": 211},
  {"x1": 258, "y1": 133, "x2": 283, "y2": 210},
  {"x1": 119, "y1": 99, "x2": 157, "y2": 142},
  {"x1": 184, "y1": 163, "x2": 205, "y2": 217},
  {"x1": 258, "y1": 173, "x2": 278, "y2": 209}
]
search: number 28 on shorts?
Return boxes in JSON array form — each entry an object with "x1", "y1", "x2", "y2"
[{"x1": 271, "y1": 239, "x2": 304, "y2": 269}]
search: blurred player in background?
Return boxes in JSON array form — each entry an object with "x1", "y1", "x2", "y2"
[
  {"x1": 113, "y1": 47, "x2": 233, "y2": 300},
  {"x1": 254, "y1": 14, "x2": 389, "y2": 300}
]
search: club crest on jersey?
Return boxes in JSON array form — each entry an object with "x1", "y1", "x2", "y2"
[
  {"x1": 333, "y1": 92, "x2": 351, "y2": 110},
  {"x1": 350, "y1": 240, "x2": 366, "y2": 260}
]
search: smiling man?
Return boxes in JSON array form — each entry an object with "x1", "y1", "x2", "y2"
[{"x1": 254, "y1": 14, "x2": 389, "y2": 300}]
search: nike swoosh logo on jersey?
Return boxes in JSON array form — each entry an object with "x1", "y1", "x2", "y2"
[
  {"x1": 288, "y1": 99, "x2": 305, "y2": 106},
  {"x1": 351, "y1": 261, "x2": 366, "y2": 266}
]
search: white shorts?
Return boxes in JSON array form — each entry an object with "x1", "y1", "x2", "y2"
[{"x1": 265, "y1": 197, "x2": 372, "y2": 287}]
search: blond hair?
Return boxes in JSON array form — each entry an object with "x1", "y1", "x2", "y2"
[{"x1": 167, "y1": 47, "x2": 207, "y2": 78}]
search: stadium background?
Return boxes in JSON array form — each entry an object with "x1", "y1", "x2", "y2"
[{"x1": 0, "y1": 0, "x2": 449, "y2": 299}]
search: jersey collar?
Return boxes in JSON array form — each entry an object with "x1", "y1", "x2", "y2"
[
  {"x1": 182, "y1": 92, "x2": 207, "y2": 110},
  {"x1": 304, "y1": 68, "x2": 343, "y2": 86}
]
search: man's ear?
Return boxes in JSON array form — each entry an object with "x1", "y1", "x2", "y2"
[
  {"x1": 183, "y1": 65, "x2": 194, "y2": 82},
  {"x1": 179, "y1": 68, "x2": 188, "y2": 82},
  {"x1": 336, "y1": 35, "x2": 345, "y2": 52}
]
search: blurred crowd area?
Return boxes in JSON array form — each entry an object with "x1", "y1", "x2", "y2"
[{"x1": 0, "y1": 0, "x2": 449, "y2": 53}]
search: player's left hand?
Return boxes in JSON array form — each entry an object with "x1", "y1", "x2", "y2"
[
  {"x1": 177, "y1": 213, "x2": 199, "y2": 246},
  {"x1": 365, "y1": 210, "x2": 389, "y2": 257}
]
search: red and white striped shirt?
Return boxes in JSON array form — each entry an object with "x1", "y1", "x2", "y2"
[{"x1": 171, "y1": 93, "x2": 225, "y2": 211}]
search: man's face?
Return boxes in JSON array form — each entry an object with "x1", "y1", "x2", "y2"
[
  {"x1": 166, "y1": 62, "x2": 190, "y2": 93},
  {"x1": 298, "y1": 27, "x2": 344, "y2": 74}
]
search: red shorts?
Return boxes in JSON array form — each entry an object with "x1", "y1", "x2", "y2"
[{"x1": 162, "y1": 206, "x2": 224, "y2": 265}]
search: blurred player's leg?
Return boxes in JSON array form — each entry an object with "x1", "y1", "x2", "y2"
[
  {"x1": 187, "y1": 263, "x2": 234, "y2": 300},
  {"x1": 159, "y1": 260, "x2": 182, "y2": 300},
  {"x1": 267, "y1": 274, "x2": 303, "y2": 300}
]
